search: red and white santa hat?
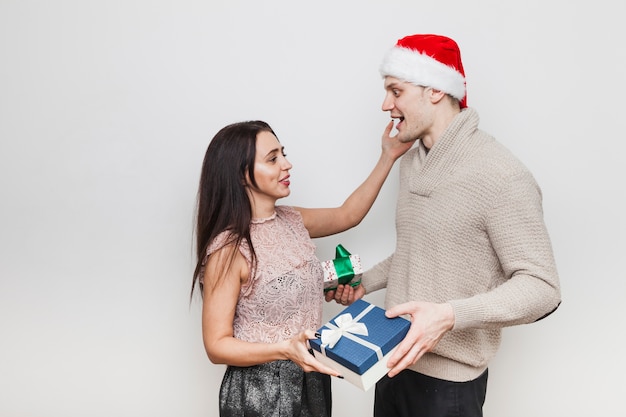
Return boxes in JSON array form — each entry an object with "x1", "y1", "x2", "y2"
[{"x1": 379, "y1": 34, "x2": 467, "y2": 108}]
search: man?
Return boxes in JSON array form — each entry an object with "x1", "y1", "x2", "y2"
[{"x1": 327, "y1": 34, "x2": 561, "y2": 417}]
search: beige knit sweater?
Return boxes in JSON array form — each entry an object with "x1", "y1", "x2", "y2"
[{"x1": 362, "y1": 108, "x2": 561, "y2": 382}]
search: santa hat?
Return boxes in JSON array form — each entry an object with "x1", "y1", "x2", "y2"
[{"x1": 379, "y1": 34, "x2": 467, "y2": 108}]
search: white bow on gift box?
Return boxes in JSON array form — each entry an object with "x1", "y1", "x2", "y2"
[{"x1": 321, "y1": 313, "x2": 369, "y2": 348}]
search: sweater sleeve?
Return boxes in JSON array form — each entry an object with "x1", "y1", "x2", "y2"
[
  {"x1": 449, "y1": 170, "x2": 561, "y2": 330},
  {"x1": 361, "y1": 253, "x2": 393, "y2": 293}
]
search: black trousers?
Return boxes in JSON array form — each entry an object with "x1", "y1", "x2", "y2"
[{"x1": 374, "y1": 369, "x2": 488, "y2": 417}]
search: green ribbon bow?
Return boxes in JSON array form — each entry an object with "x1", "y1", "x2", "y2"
[{"x1": 332, "y1": 244, "x2": 361, "y2": 287}]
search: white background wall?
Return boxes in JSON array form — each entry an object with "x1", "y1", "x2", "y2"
[{"x1": 1, "y1": 1, "x2": 624, "y2": 416}]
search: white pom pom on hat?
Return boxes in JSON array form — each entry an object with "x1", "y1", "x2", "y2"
[{"x1": 380, "y1": 34, "x2": 467, "y2": 108}]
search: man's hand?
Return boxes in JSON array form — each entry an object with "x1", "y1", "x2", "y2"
[
  {"x1": 324, "y1": 283, "x2": 366, "y2": 306},
  {"x1": 385, "y1": 301, "x2": 455, "y2": 377}
]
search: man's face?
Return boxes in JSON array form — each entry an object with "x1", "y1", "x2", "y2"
[{"x1": 382, "y1": 77, "x2": 434, "y2": 146}]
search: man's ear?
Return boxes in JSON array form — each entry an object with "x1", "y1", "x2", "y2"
[{"x1": 429, "y1": 88, "x2": 447, "y2": 104}]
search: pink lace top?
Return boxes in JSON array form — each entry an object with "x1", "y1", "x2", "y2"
[{"x1": 204, "y1": 206, "x2": 324, "y2": 344}]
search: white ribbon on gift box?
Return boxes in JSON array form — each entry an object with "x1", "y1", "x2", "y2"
[{"x1": 320, "y1": 303, "x2": 383, "y2": 360}]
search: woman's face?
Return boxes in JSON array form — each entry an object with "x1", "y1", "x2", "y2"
[{"x1": 246, "y1": 130, "x2": 293, "y2": 207}]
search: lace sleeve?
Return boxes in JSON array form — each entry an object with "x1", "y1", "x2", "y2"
[{"x1": 199, "y1": 231, "x2": 253, "y2": 286}]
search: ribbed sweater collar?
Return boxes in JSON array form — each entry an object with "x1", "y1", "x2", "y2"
[{"x1": 410, "y1": 108, "x2": 482, "y2": 196}]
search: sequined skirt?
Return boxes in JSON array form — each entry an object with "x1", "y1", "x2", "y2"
[{"x1": 219, "y1": 360, "x2": 332, "y2": 417}]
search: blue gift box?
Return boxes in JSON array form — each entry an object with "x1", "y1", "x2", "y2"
[{"x1": 310, "y1": 299, "x2": 410, "y2": 390}]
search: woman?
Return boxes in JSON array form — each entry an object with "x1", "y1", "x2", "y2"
[{"x1": 191, "y1": 120, "x2": 410, "y2": 416}]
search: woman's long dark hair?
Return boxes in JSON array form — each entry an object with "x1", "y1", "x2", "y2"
[{"x1": 191, "y1": 120, "x2": 277, "y2": 299}]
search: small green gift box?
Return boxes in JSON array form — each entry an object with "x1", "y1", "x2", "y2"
[{"x1": 321, "y1": 244, "x2": 363, "y2": 292}]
